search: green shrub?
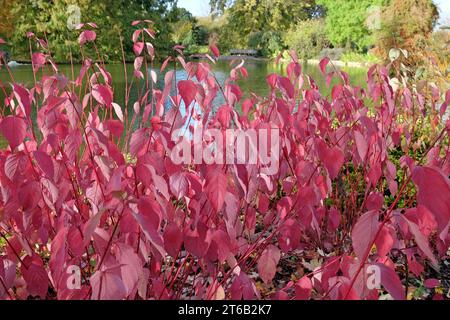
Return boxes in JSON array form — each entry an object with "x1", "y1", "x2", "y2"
[
  {"x1": 248, "y1": 30, "x2": 284, "y2": 57},
  {"x1": 284, "y1": 19, "x2": 329, "y2": 60},
  {"x1": 192, "y1": 25, "x2": 209, "y2": 46},
  {"x1": 341, "y1": 52, "x2": 381, "y2": 64},
  {"x1": 317, "y1": 0, "x2": 387, "y2": 52}
]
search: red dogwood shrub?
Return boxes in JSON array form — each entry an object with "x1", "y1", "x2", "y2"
[{"x1": 0, "y1": 22, "x2": 449, "y2": 300}]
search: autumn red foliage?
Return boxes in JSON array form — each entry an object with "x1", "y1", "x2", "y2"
[{"x1": 0, "y1": 22, "x2": 449, "y2": 300}]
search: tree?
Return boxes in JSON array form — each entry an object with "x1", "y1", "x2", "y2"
[
  {"x1": 6, "y1": 0, "x2": 177, "y2": 62},
  {"x1": 248, "y1": 30, "x2": 284, "y2": 57},
  {"x1": 0, "y1": 0, "x2": 15, "y2": 39},
  {"x1": 192, "y1": 25, "x2": 209, "y2": 46},
  {"x1": 317, "y1": 0, "x2": 386, "y2": 52},
  {"x1": 209, "y1": 0, "x2": 233, "y2": 17},
  {"x1": 284, "y1": 19, "x2": 329, "y2": 60},
  {"x1": 170, "y1": 21, "x2": 193, "y2": 44},
  {"x1": 218, "y1": 0, "x2": 320, "y2": 52},
  {"x1": 227, "y1": 0, "x2": 318, "y2": 33},
  {"x1": 373, "y1": 0, "x2": 439, "y2": 66}
]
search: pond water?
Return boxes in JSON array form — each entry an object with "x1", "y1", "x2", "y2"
[
  {"x1": 0, "y1": 59, "x2": 368, "y2": 147},
  {"x1": 1, "y1": 59, "x2": 368, "y2": 108}
]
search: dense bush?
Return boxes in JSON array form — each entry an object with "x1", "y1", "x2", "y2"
[
  {"x1": 0, "y1": 0, "x2": 185, "y2": 63},
  {"x1": 317, "y1": 0, "x2": 386, "y2": 52},
  {"x1": 248, "y1": 31, "x2": 284, "y2": 58},
  {"x1": 0, "y1": 23, "x2": 449, "y2": 300},
  {"x1": 285, "y1": 19, "x2": 329, "y2": 59},
  {"x1": 341, "y1": 52, "x2": 380, "y2": 64},
  {"x1": 285, "y1": 19, "x2": 329, "y2": 60},
  {"x1": 373, "y1": 0, "x2": 439, "y2": 67},
  {"x1": 191, "y1": 25, "x2": 210, "y2": 46},
  {"x1": 212, "y1": 0, "x2": 322, "y2": 56}
]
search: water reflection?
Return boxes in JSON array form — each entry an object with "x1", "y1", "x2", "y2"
[{"x1": 0, "y1": 59, "x2": 368, "y2": 117}]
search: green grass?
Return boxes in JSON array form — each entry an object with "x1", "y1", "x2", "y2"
[
  {"x1": 0, "y1": 236, "x2": 5, "y2": 250},
  {"x1": 341, "y1": 52, "x2": 381, "y2": 64}
]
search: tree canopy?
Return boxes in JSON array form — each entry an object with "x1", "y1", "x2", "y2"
[
  {"x1": 1, "y1": 0, "x2": 444, "y2": 63},
  {"x1": 215, "y1": 0, "x2": 322, "y2": 54},
  {"x1": 317, "y1": 0, "x2": 387, "y2": 51},
  {"x1": 374, "y1": 0, "x2": 439, "y2": 65},
  {"x1": 1, "y1": 0, "x2": 181, "y2": 62}
]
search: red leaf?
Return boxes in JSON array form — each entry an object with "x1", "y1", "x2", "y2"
[
  {"x1": 366, "y1": 192, "x2": 384, "y2": 211},
  {"x1": 163, "y1": 223, "x2": 183, "y2": 257},
  {"x1": 132, "y1": 29, "x2": 142, "y2": 43},
  {"x1": 374, "y1": 263, "x2": 405, "y2": 300},
  {"x1": 132, "y1": 207, "x2": 166, "y2": 258},
  {"x1": 241, "y1": 98, "x2": 253, "y2": 115},
  {"x1": 114, "y1": 243, "x2": 143, "y2": 296},
  {"x1": 133, "y1": 70, "x2": 144, "y2": 79},
  {"x1": 208, "y1": 230, "x2": 231, "y2": 263},
  {"x1": 351, "y1": 210, "x2": 380, "y2": 261},
  {"x1": 33, "y1": 151, "x2": 54, "y2": 179},
  {"x1": 205, "y1": 167, "x2": 227, "y2": 212},
  {"x1": 5, "y1": 152, "x2": 28, "y2": 180},
  {"x1": 67, "y1": 227, "x2": 84, "y2": 258},
  {"x1": 374, "y1": 225, "x2": 394, "y2": 258},
  {"x1": 13, "y1": 84, "x2": 31, "y2": 117},
  {"x1": 129, "y1": 128, "x2": 147, "y2": 156},
  {"x1": 160, "y1": 57, "x2": 171, "y2": 72},
  {"x1": 319, "y1": 57, "x2": 330, "y2": 75},
  {"x1": 367, "y1": 162, "x2": 382, "y2": 187},
  {"x1": 137, "y1": 196, "x2": 161, "y2": 230},
  {"x1": 216, "y1": 105, "x2": 232, "y2": 127},
  {"x1": 32, "y1": 52, "x2": 46, "y2": 72},
  {"x1": 18, "y1": 180, "x2": 41, "y2": 211},
  {"x1": 92, "y1": 84, "x2": 113, "y2": 107},
  {"x1": 21, "y1": 255, "x2": 49, "y2": 298},
  {"x1": 133, "y1": 42, "x2": 144, "y2": 56},
  {"x1": 278, "y1": 218, "x2": 301, "y2": 252},
  {"x1": 184, "y1": 222, "x2": 210, "y2": 258},
  {"x1": 169, "y1": 172, "x2": 188, "y2": 200},
  {"x1": 0, "y1": 258, "x2": 15, "y2": 298},
  {"x1": 150, "y1": 115, "x2": 162, "y2": 131},
  {"x1": 257, "y1": 244, "x2": 280, "y2": 284},
  {"x1": 134, "y1": 56, "x2": 143, "y2": 71},
  {"x1": 401, "y1": 215, "x2": 438, "y2": 268},
  {"x1": 146, "y1": 42, "x2": 155, "y2": 59},
  {"x1": 266, "y1": 73, "x2": 278, "y2": 89},
  {"x1": 83, "y1": 210, "x2": 104, "y2": 246},
  {"x1": 177, "y1": 80, "x2": 197, "y2": 108},
  {"x1": 295, "y1": 276, "x2": 312, "y2": 300},
  {"x1": 424, "y1": 278, "x2": 440, "y2": 288},
  {"x1": 317, "y1": 140, "x2": 345, "y2": 179},
  {"x1": 111, "y1": 103, "x2": 124, "y2": 122},
  {"x1": 90, "y1": 265, "x2": 127, "y2": 300},
  {"x1": 210, "y1": 43, "x2": 220, "y2": 58},
  {"x1": 49, "y1": 227, "x2": 67, "y2": 288},
  {"x1": 354, "y1": 130, "x2": 368, "y2": 161},
  {"x1": 412, "y1": 166, "x2": 450, "y2": 240},
  {"x1": 278, "y1": 76, "x2": 294, "y2": 99},
  {"x1": 328, "y1": 207, "x2": 341, "y2": 230},
  {"x1": 0, "y1": 116, "x2": 27, "y2": 149},
  {"x1": 78, "y1": 30, "x2": 96, "y2": 45}
]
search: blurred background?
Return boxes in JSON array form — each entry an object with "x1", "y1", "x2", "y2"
[{"x1": 0, "y1": 0, "x2": 448, "y2": 100}]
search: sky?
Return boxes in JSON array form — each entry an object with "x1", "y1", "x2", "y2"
[
  {"x1": 178, "y1": 0, "x2": 211, "y2": 17},
  {"x1": 177, "y1": 0, "x2": 450, "y2": 26},
  {"x1": 435, "y1": 0, "x2": 450, "y2": 26}
]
